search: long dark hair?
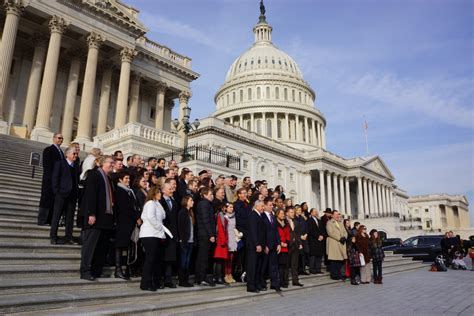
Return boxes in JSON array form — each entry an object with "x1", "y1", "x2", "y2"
[{"x1": 181, "y1": 195, "x2": 195, "y2": 225}]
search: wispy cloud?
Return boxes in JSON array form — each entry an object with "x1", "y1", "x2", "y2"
[{"x1": 140, "y1": 13, "x2": 230, "y2": 53}]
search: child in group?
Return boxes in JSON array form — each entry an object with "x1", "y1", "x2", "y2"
[
  {"x1": 451, "y1": 251, "x2": 468, "y2": 270},
  {"x1": 369, "y1": 229, "x2": 385, "y2": 284},
  {"x1": 213, "y1": 202, "x2": 229, "y2": 284},
  {"x1": 224, "y1": 203, "x2": 240, "y2": 283}
]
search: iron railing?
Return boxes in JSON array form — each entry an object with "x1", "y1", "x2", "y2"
[{"x1": 158, "y1": 145, "x2": 241, "y2": 170}]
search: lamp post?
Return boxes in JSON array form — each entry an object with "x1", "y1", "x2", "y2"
[{"x1": 172, "y1": 104, "x2": 199, "y2": 162}]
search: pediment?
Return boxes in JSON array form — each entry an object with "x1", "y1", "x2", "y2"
[{"x1": 362, "y1": 156, "x2": 394, "y2": 180}]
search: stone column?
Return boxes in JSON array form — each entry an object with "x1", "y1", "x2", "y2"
[
  {"x1": 262, "y1": 112, "x2": 266, "y2": 136},
  {"x1": 284, "y1": 113, "x2": 289, "y2": 140},
  {"x1": 357, "y1": 177, "x2": 364, "y2": 219},
  {"x1": 114, "y1": 47, "x2": 137, "y2": 128},
  {"x1": 374, "y1": 182, "x2": 380, "y2": 216},
  {"x1": 381, "y1": 185, "x2": 387, "y2": 216},
  {"x1": 178, "y1": 90, "x2": 191, "y2": 147},
  {"x1": 154, "y1": 81, "x2": 167, "y2": 130},
  {"x1": 127, "y1": 73, "x2": 141, "y2": 123},
  {"x1": 363, "y1": 178, "x2": 369, "y2": 218},
  {"x1": 0, "y1": 0, "x2": 23, "y2": 126},
  {"x1": 333, "y1": 173, "x2": 339, "y2": 211},
  {"x1": 22, "y1": 34, "x2": 47, "y2": 133},
  {"x1": 339, "y1": 175, "x2": 345, "y2": 215},
  {"x1": 60, "y1": 53, "x2": 82, "y2": 144},
  {"x1": 96, "y1": 64, "x2": 113, "y2": 135},
  {"x1": 368, "y1": 180, "x2": 374, "y2": 216},
  {"x1": 230, "y1": 116, "x2": 234, "y2": 125},
  {"x1": 377, "y1": 183, "x2": 383, "y2": 217},
  {"x1": 311, "y1": 119, "x2": 317, "y2": 146},
  {"x1": 345, "y1": 177, "x2": 352, "y2": 217},
  {"x1": 321, "y1": 126, "x2": 326, "y2": 149},
  {"x1": 30, "y1": 16, "x2": 68, "y2": 142},
  {"x1": 295, "y1": 115, "x2": 300, "y2": 142},
  {"x1": 75, "y1": 32, "x2": 103, "y2": 143},
  {"x1": 326, "y1": 172, "x2": 332, "y2": 209},
  {"x1": 319, "y1": 169, "x2": 326, "y2": 211},
  {"x1": 389, "y1": 188, "x2": 394, "y2": 215},
  {"x1": 304, "y1": 117, "x2": 309, "y2": 143},
  {"x1": 272, "y1": 113, "x2": 278, "y2": 138},
  {"x1": 250, "y1": 113, "x2": 255, "y2": 132},
  {"x1": 163, "y1": 99, "x2": 174, "y2": 132},
  {"x1": 240, "y1": 114, "x2": 244, "y2": 128},
  {"x1": 317, "y1": 123, "x2": 322, "y2": 147}
]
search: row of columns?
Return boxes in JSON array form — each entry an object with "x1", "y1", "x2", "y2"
[
  {"x1": 228, "y1": 112, "x2": 326, "y2": 148},
  {"x1": 318, "y1": 170, "x2": 352, "y2": 217},
  {"x1": 0, "y1": 6, "x2": 187, "y2": 144},
  {"x1": 356, "y1": 177, "x2": 394, "y2": 219}
]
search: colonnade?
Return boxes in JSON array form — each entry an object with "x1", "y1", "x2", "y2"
[
  {"x1": 318, "y1": 170, "x2": 395, "y2": 219},
  {"x1": 0, "y1": 5, "x2": 188, "y2": 144},
  {"x1": 227, "y1": 112, "x2": 326, "y2": 148}
]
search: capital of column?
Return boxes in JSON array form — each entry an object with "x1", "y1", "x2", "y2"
[
  {"x1": 179, "y1": 90, "x2": 191, "y2": 103},
  {"x1": 4, "y1": 0, "x2": 24, "y2": 16},
  {"x1": 86, "y1": 32, "x2": 104, "y2": 50},
  {"x1": 49, "y1": 16, "x2": 68, "y2": 34},
  {"x1": 166, "y1": 98, "x2": 175, "y2": 109},
  {"x1": 120, "y1": 47, "x2": 137, "y2": 63},
  {"x1": 156, "y1": 81, "x2": 168, "y2": 94}
]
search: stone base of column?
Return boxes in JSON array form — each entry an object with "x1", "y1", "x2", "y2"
[
  {"x1": 30, "y1": 126, "x2": 53, "y2": 144},
  {"x1": 0, "y1": 120, "x2": 8, "y2": 135}
]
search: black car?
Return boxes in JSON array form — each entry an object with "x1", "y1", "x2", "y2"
[
  {"x1": 382, "y1": 238, "x2": 402, "y2": 248},
  {"x1": 383, "y1": 235, "x2": 444, "y2": 261}
]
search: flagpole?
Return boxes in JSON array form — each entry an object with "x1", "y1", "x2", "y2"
[{"x1": 363, "y1": 117, "x2": 369, "y2": 156}]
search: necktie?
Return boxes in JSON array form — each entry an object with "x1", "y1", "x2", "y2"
[{"x1": 167, "y1": 199, "x2": 172, "y2": 210}]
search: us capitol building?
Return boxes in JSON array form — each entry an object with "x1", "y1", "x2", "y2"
[{"x1": 0, "y1": 0, "x2": 470, "y2": 238}]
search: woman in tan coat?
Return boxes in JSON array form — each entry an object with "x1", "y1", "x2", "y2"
[
  {"x1": 355, "y1": 225, "x2": 372, "y2": 284},
  {"x1": 326, "y1": 211, "x2": 348, "y2": 280}
]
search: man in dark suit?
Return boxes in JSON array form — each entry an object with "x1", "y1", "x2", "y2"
[
  {"x1": 38, "y1": 133, "x2": 65, "y2": 226},
  {"x1": 159, "y1": 181, "x2": 179, "y2": 288},
  {"x1": 261, "y1": 197, "x2": 281, "y2": 292},
  {"x1": 79, "y1": 155, "x2": 115, "y2": 281},
  {"x1": 234, "y1": 187, "x2": 251, "y2": 279},
  {"x1": 195, "y1": 187, "x2": 216, "y2": 286},
  {"x1": 50, "y1": 146, "x2": 79, "y2": 244},
  {"x1": 246, "y1": 200, "x2": 266, "y2": 293},
  {"x1": 307, "y1": 208, "x2": 326, "y2": 274},
  {"x1": 155, "y1": 158, "x2": 166, "y2": 178}
]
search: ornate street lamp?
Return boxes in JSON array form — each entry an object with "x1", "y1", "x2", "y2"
[{"x1": 172, "y1": 104, "x2": 200, "y2": 162}]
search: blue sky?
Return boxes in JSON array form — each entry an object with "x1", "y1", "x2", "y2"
[{"x1": 127, "y1": 0, "x2": 474, "y2": 224}]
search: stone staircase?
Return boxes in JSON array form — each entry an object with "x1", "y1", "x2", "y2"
[{"x1": 0, "y1": 134, "x2": 426, "y2": 315}]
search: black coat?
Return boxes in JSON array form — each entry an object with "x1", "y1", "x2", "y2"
[
  {"x1": 52, "y1": 159, "x2": 79, "y2": 199},
  {"x1": 307, "y1": 217, "x2": 326, "y2": 256},
  {"x1": 247, "y1": 210, "x2": 266, "y2": 249},
  {"x1": 234, "y1": 199, "x2": 251, "y2": 238},
  {"x1": 178, "y1": 207, "x2": 193, "y2": 243},
  {"x1": 39, "y1": 145, "x2": 64, "y2": 210},
  {"x1": 154, "y1": 167, "x2": 166, "y2": 178},
  {"x1": 195, "y1": 198, "x2": 216, "y2": 239},
  {"x1": 176, "y1": 179, "x2": 188, "y2": 206},
  {"x1": 160, "y1": 195, "x2": 179, "y2": 262},
  {"x1": 262, "y1": 212, "x2": 280, "y2": 250},
  {"x1": 113, "y1": 186, "x2": 140, "y2": 248},
  {"x1": 288, "y1": 219, "x2": 303, "y2": 252},
  {"x1": 133, "y1": 188, "x2": 146, "y2": 211},
  {"x1": 80, "y1": 169, "x2": 114, "y2": 230}
]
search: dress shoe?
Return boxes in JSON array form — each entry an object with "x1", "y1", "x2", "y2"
[
  {"x1": 270, "y1": 286, "x2": 282, "y2": 292},
  {"x1": 293, "y1": 282, "x2": 304, "y2": 287},
  {"x1": 140, "y1": 286, "x2": 157, "y2": 292},
  {"x1": 63, "y1": 239, "x2": 75, "y2": 245},
  {"x1": 281, "y1": 284, "x2": 288, "y2": 288},
  {"x1": 50, "y1": 239, "x2": 58, "y2": 245},
  {"x1": 80, "y1": 275, "x2": 96, "y2": 281},
  {"x1": 164, "y1": 282, "x2": 177, "y2": 288},
  {"x1": 247, "y1": 288, "x2": 260, "y2": 293},
  {"x1": 259, "y1": 286, "x2": 268, "y2": 291}
]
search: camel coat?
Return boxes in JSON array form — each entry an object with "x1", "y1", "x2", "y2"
[{"x1": 326, "y1": 219, "x2": 348, "y2": 261}]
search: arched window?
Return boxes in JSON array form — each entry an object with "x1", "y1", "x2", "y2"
[
  {"x1": 248, "y1": 88, "x2": 252, "y2": 100},
  {"x1": 275, "y1": 87, "x2": 280, "y2": 99},
  {"x1": 257, "y1": 87, "x2": 261, "y2": 99},
  {"x1": 266, "y1": 119, "x2": 272, "y2": 137},
  {"x1": 232, "y1": 91, "x2": 236, "y2": 104},
  {"x1": 284, "y1": 88, "x2": 288, "y2": 101},
  {"x1": 256, "y1": 119, "x2": 263, "y2": 135},
  {"x1": 226, "y1": 94, "x2": 229, "y2": 106},
  {"x1": 299, "y1": 91, "x2": 302, "y2": 103},
  {"x1": 266, "y1": 86, "x2": 270, "y2": 99},
  {"x1": 277, "y1": 119, "x2": 282, "y2": 139},
  {"x1": 240, "y1": 90, "x2": 243, "y2": 102}
]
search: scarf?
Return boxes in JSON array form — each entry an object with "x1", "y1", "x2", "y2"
[
  {"x1": 98, "y1": 168, "x2": 113, "y2": 215},
  {"x1": 117, "y1": 183, "x2": 136, "y2": 198}
]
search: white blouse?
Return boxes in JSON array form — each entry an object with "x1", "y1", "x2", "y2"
[{"x1": 139, "y1": 200, "x2": 166, "y2": 239}]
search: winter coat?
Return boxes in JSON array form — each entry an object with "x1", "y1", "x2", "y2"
[
  {"x1": 113, "y1": 185, "x2": 141, "y2": 248},
  {"x1": 326, "y1": 219, "x2": 348, "y2": 261},
  {"x1": 225, "y1": 212, "x2": 238, "y2": 252},
  {"x1": 369, "y1": 238, "x2": 385, "y2": 262},
  {"x1": 277, "y1": 220, "x2": 290, "y2": 253},
  {"x1": 355, "y1": 234, "x2": 371, "y2": 264},
  {"x1": 214, "y1": 212, "x2": 229, "y2": 259},
  {"x1": 307, "y1": 216, "x2": 326, "y2": 256}
]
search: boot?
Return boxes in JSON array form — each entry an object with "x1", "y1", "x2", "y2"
[
  {"x1": 184, "y1": 269, "x2": 194, "y2": 287},
  {"x1": 178, "y1": 269, "x2": 187, "y2": 287},
  {"x1": 124, "y1": 265, "x2": 131, "y2": 279},
  {"x1": 378, "y1": 276, "x2": 383, "y2": 284},
  {"x1": 114, "y1": 248, "x2": 127, "y2": 280},
  {"x1": 213, "y1": 263, "x2": 224, "y2": 284}
]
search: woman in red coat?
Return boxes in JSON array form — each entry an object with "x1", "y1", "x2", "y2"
[
  {"x1": 276, "y1": 209, "x2": 290, "y2": 288},
  {"x1": 213, "y1": 206, "x2": 229, "y2": 284}
]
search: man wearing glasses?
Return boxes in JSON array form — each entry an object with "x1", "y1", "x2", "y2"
[{"x1": 38, "y1": 133, "x2": 65, "y2": 226}]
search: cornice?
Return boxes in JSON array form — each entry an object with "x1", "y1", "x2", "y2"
[{"x1": 136, "y1": 50, "x2": 199, "y2": 82}]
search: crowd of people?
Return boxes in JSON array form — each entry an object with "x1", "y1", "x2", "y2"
[{"x1": 38, "y1": 133, "x2": 388, "y2": 293}]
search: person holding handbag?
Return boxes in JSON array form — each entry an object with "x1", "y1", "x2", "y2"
[{"x1": 355, "y1": 225, "x2": 371, "y2": 284}]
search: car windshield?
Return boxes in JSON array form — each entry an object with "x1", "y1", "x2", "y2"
[{"x1": 403, "y1": 237, "x2": 418, "y2": 246}]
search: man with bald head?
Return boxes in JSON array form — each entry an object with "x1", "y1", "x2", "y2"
[{"x1": 38, "y1": 133, "x2": 65, "y2": 226}]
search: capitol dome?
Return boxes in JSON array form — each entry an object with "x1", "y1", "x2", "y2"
[{"x1": 213, "y1": 3, "x2": 327, "y2": 150}]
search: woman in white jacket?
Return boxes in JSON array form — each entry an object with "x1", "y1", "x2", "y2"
[{"x1": 139, "y1": 186, "x2": 167, "y2": 291}]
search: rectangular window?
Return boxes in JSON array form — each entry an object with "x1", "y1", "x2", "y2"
[
  {"x1": 290, "y1": 173, "x2": 294, "y2": 182},
  {"x1": 243, "y1": 160, "x2": 249, "y2": 169},
  {"x1": 278, "y1": 169, "x2": 282, "y2": 179},
  {"x1": 150, "y1": 107, "x2": 156, "y2": 120}
]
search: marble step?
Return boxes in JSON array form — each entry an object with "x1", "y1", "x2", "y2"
[
  {"x1": 0, "y1": 220, "x2": 81, "y2": 235},
  {"x1": 0, "y1": 253, "x2": 81, "y2": 266},
  {"x1": 0, "y1": 241, "x2": 81, "y2": 254}
]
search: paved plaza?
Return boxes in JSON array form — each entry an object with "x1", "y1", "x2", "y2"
[{"x1": 178, "y1": 266, "x2": 474, "y2": 316}]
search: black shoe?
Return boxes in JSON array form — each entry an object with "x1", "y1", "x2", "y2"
[
  {"x1": 281, "y1": 284, "x2": 288, "y2": 288},
  {"x1": 50, "y1": 239, "x2": 58, "y2": 245},
  {"x1": 301, "y1": 271, "x2": 310, "y2": 275},
  {"x1": 259, "y1": 286, "x2": 268, "y2": 291},
  {"x1": 293, "y1": 282, "x2": 304, "y2": 287},
  {"x1": 247, "y1": 288, "x2": 260, "y2": 293},
  {"x1": 80, "y1": 275, "x2": 96, "y2": 281},
  {"x1": 316, "y1": 271, "x2": 324, "y2": 275},
  {"x1": 164, "y1": 282, "x2": 177, "y2": 288},
  {"x1": 270, "y1": 286, "x2": 282, "y2": 292},
  {"x1": 63, "y1": 239, "x2": 75, "y2": 245},
  {"x1": 72, "y1": 236, "x2": 82, "y2": 245},
  {"x1": 140, "y1": 286, "x2": 157, "y2": 292}
]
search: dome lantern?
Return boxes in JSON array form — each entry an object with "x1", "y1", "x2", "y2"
[{"x1": 254, "y1": 0, "x2": 272, "y2": 43}]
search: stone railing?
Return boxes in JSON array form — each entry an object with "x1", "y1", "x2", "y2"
[
  {"x1": 137, "y1": 37, "x2": 192, "y2": 69},
  {"x1": 94, "y1": 122, "x2": 179, "y2": 147}
]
